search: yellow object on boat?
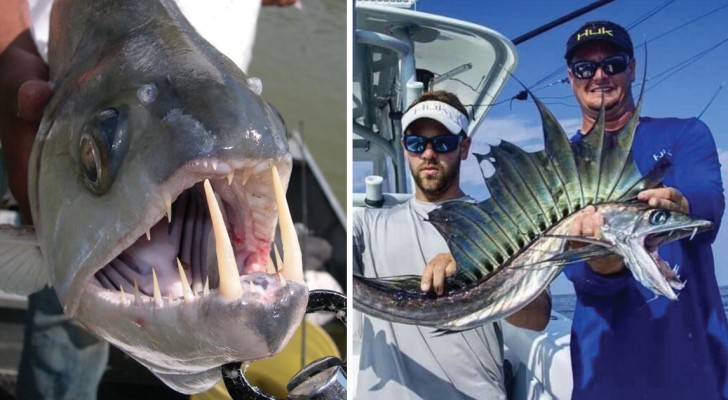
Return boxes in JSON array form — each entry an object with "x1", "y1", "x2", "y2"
[{"x1": 190, "y1": 320, "x2": 340, "y2": 399}]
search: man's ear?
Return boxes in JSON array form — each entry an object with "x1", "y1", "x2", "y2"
[
  {"x1": 566, "y1": 66, "x2": 574, "y2": 83},
  {"x1": 460, "y1": 136, "x2": 472, "y2": 160}
]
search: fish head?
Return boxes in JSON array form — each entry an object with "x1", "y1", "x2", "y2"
[
  {"x1": 599, "y1": 202, "x2": 712, "y2": 298},
  {"x1": 26, "y1": 0, "x2": 308, "y2": 393}
]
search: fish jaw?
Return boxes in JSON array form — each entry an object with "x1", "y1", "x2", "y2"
[
  {"x1": 40, "y1": 158, "x2": 310, "y2": 394},
  {"x1": 76, "y1": 272, "x2": 307, "y2": 394},
  {"x1": 599, "y1": 203, "x2": 713, "y2": 299}
]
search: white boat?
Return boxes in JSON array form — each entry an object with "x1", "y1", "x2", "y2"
[{"x1": 351, "y1": 2, "x2": 573, "y2": 398}]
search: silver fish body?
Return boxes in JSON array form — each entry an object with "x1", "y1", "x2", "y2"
[
  {"x1": 353, "y1": 90, "x2": 714, "y2": 332},
  {"x1": 6, "y1": 0, "x2": 309, "y2": 393},
  {"x1": 355, "y1": 202, "x2": 711, "y2": 331}
]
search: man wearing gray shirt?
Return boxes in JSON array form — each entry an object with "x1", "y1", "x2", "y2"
[{"x1": 354, "y1": 91, "x2": 551, "y2": 399}]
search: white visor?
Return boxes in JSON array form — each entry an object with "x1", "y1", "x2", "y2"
[{"x1": 400, "y1": 100, "x2": 470, "y2": 136}]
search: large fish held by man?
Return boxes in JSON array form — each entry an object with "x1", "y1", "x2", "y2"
[
  {"x1": 0, "y1": 0, "x2": 310, "y2": 394},
  {"x1": 354, "y1": 89, "x2": 712, "y2": 332}
]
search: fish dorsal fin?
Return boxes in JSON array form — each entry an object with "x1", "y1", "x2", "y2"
[
  {"x1": 0, "y1": 225, "x2": 49, "y2": 295},
  {"x1": 429, "y1": 82, "x2": 662, "y2": 285}
]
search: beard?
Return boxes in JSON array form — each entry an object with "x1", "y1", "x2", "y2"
[{"x1": 412, "y1": 158, "x2": 461, "y2": 197}]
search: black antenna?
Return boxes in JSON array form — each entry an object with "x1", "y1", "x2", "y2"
[
  {"x1": 698, "y1": 82, "x2": 725, "y2": 119},
  {"x1": 511, "y1": 0, "x2": 616, "y2": 45}
]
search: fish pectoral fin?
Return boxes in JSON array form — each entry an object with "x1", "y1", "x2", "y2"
[
  {"x1": 0, "y1": 225, "x2": 49, "y2": 295},
  {"x1": 359, "y1": 275, "x2": 424, "y2": 292},
  {"x1": 540, "y1": 233, "x2": 609, "y2": 247},
  {"x1": 431, "y1": 328, "x2": 459, "y2": 337},
  {"x1": 545, "y1": 244, "x2": 615, "y2": 264},
  {"x1": 512, "y1": 242, "x2": 615, "y2": 271}
]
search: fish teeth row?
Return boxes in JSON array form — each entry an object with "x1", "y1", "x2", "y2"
[{"x1": 122, "y1": 165, "x2": 302, "y2": 305}]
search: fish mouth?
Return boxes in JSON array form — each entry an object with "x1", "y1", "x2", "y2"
[
  {"x1": 73, "y1": 156, "x2": 308, "y2": 392},
  {"x1": 637, "y1": 220, "x2": 713, "y2": 294},
  {"x1": 87, "y1": 156, "x2": 304, "y2": 305}
]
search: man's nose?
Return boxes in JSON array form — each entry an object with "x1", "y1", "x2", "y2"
[
  {"x1": 420, "y1": 142, "x2": 438, "y2": 159},
  {"x1": 592, "y1": 65, "x2": 608, "y2": 80}
]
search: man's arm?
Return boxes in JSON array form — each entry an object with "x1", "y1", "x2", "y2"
[
  {"x1": 505, "y1": 290, "x2": 551, "y2": 331},
  {"x1": 0, "y1": 0, "x2": 52, "y2": 223}
]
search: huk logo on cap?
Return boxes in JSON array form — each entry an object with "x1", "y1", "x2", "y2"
[{"x1": 577, "y1": 26, "x2": 614, "y2": 41}]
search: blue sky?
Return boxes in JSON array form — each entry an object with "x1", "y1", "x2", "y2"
[{"x1": 413, "y1": 0, "x2": 728, "y2": 294}]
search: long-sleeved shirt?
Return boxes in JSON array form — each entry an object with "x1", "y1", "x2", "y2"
[
  {"x1": 565, "y1": 116, "x2": 728, "y2": 399},
  {"x1": 353, "y1": 197, "x2": 506, "y2": 400}
]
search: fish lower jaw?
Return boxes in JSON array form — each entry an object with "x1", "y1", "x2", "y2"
[
  {"x1": 75, "y1": 275, "x2": 309, "y2": 394},
  {"x1": 86, "y1": 271, "x2": 290, "y2": 307},
  {"x1": 649, "y1": 250, "x2": 685, "y2": 292}
]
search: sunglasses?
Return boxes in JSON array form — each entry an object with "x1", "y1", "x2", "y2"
[
  {"x1": 403, "y1": 134, "x2": 463, "y2": 154},
  {"x1": 569, "y1": 54, "x2": 630, "y2": 80}
]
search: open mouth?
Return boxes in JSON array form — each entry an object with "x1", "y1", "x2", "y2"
[
  {"x1": 88, "y1": 159, "x2": 302, "y2": 307},
  {"x1": 642, "y1": 224, "x2": 708, "y2": 291}
]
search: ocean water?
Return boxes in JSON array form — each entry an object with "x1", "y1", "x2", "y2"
[{"x1": 552, "y1": 286, "x2": 728, "y2": 320}]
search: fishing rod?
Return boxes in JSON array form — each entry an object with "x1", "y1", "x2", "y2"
[
  {"x1": 698, "y1": 82, "x2": 725, "y2": 119},
  {"x1": 511, "y1": 0, "x2": 616, "y2": 45}
]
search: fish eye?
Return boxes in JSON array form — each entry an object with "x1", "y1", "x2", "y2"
[
  {"x1": 79, "y1": 108, "x2": 127, "y2": 194},
  {"x1": 649, "y1": 210, "x2": 670, "y2": 225}
]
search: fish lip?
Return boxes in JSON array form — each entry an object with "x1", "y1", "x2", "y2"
[
  {"x1": 76, "y1": 271, "x2": 309, "y2": 376},
  {"x1": 66, "y1": 154, "x2": 292, "y2": 316}
]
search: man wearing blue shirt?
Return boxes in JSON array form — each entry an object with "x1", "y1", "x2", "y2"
[{"x1": 564, "y1": 20, "x2": 728, "y2": 399}]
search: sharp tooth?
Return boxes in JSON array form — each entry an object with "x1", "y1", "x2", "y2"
[
  {"x1": 690, "y1": 227, "x2": 697, "y2": 241},
  {"x1": 227, "y1": 172, "x2": 234, "y2": 185},
  {"x1": 204, "y1": 179, "x2": 243, "y2": 300},
  {"x1": 271, "y1": 165, "x2": 304, "y2": 282},
  {"x1": 134, "y1": 279, "x2": 141, "y2": 304},
  {"x1": 279, "y1": 272, "x2": 287, "y2": 286},
  {"x1": 266, "y1": 254, "x2": 277, "y2": 274},
  {"x1": 212, "y1": 161, "x2": 219, "y2": 171},
  {"x1": 146, "y1": 228, "x2": 151, "y2": 241},
  {"x1": 152, "y1": 268, "x2": 163, "y2": 307},
  {"x1": 249, "y1": 281, "x2": 255, "y2": 292},
  {"x1": 203, "y1": 276, "x2": 210, "y2": 296},
  {"x1": 177, "y1": 258, "x2": 194, "y2": 302},
  {"x1": 168, "y1": 293, "x2": 173, "y2": 303},
  {"x1": 274, "y1": 243, "x2": 283, "y2": 272},
  {"x1": 120, "y1": 286, "x2": 127, "y2": 306},
  {"x1": 241, "y1": 169, "x2": 252, "y2": 186},
  {"x1": 166, "y1": 199, "x2": 173, "y2": 223}
]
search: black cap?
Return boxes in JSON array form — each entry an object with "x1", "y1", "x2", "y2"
[{"x1": 564, "y1": 20, "x2": 633, "y2": 61}]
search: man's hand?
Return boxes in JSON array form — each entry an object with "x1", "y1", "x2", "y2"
[
  {"x1": 0, "y1": 30, "x2": 51, "y2": 223},
  {"x1": 638, "y1": 187, "x2": 690, "y2": 214},
  {"x1": 420, "y1": 252, "x2": 456, "y2": 295},
  {"x1": 568, "y1": 205, "x2": 624, "y2": 275}
]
